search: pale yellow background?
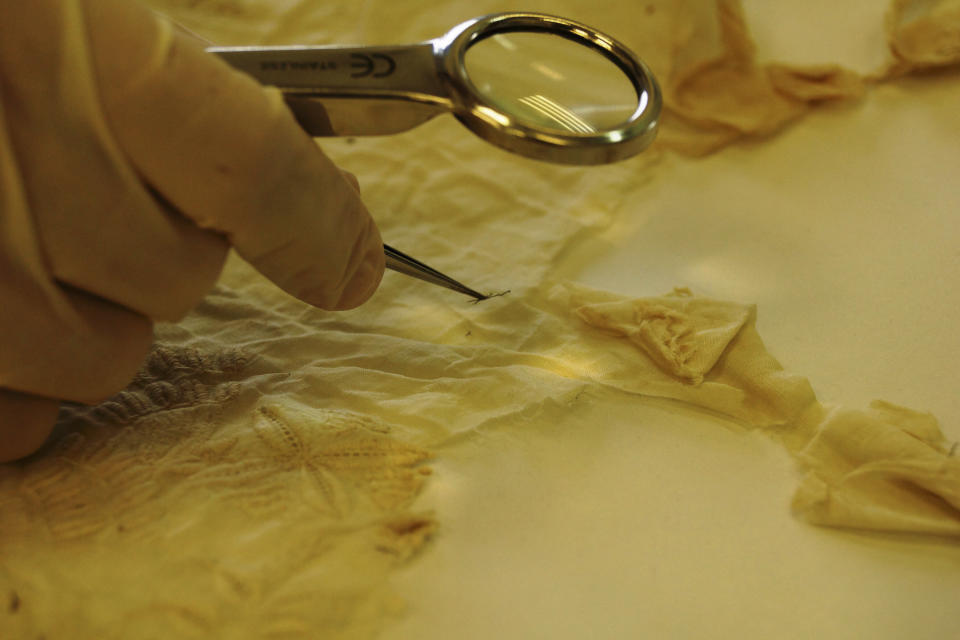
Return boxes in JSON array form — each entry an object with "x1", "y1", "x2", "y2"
[{"x1": 380, "y1": 3, "x2": 960, "y2": 638}]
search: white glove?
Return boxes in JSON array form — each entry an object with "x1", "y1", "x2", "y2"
[{"x1": 0, "y1": 0, "x2": 385, "y2": 461}]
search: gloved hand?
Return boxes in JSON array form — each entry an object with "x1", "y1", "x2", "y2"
[{"x1": 0, "y1": 0, "x2": 385, "y2": 461}]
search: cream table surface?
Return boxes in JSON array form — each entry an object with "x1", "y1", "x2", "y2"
[{"x1": 379, "y1": 3, "x2": 960, "y2": 638}]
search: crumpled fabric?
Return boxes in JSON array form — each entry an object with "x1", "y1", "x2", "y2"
[
  {"x1": 883, "y1": 0, "x2": 960, "y2": 75},
  {"x1": 1, "y1": 0, "x2": 958, "y2": 638},
  {"x1": 792, "y1": 401, "x2": 960, "y2": 536},
  {"x1": 565, "y1": 287, "x2": 960, "y2": 537}
]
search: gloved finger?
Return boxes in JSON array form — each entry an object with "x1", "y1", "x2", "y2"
[
  {"x1": 341, "y1": 170, "x2": 362, "y2": 193},
  {"x1": 0, "y1": 389, "x2": 60, "y2": 463},
  {"x1": 84, "y1": 0, "x2": 385, "y2": 310},
  {"x1": 0, "y1": 37, "x2": 155, "y2": 407},
  {"x1": 0, "y1": 0, "x2": 229, "y2": 322},
  {"x1": 0, "y1": 282, "x2": 155, "y2": 405}
]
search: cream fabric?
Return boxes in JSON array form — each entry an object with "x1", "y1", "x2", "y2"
[
  {"x1": 793, "y1": 402, "x2": 960, "y2": 536},
  {"x1": 2, "y1": 0, "x2": 959, "y2": 638},
  {"x1": 884, "y1": 0, "x2": 960, "y2": 75},
  {"x1": 565, "y1": 287, "x2": 960, "y2": 536}
]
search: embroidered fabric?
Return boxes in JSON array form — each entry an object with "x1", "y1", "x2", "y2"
[
  {"x1": 1, "y1": 340, "x2": 434, "y2": 638},
  {"x1": 2, "y1": 0, "x2": 958, "y2": 638}
]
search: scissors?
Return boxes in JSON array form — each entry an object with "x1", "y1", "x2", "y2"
[{"x1": 211, "y1": 12, "x2": 661, "y2": 300}]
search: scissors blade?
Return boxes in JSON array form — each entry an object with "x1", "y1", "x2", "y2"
[{"x1": 384, "y1": 244, "x2": 488, "y2": 300}]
